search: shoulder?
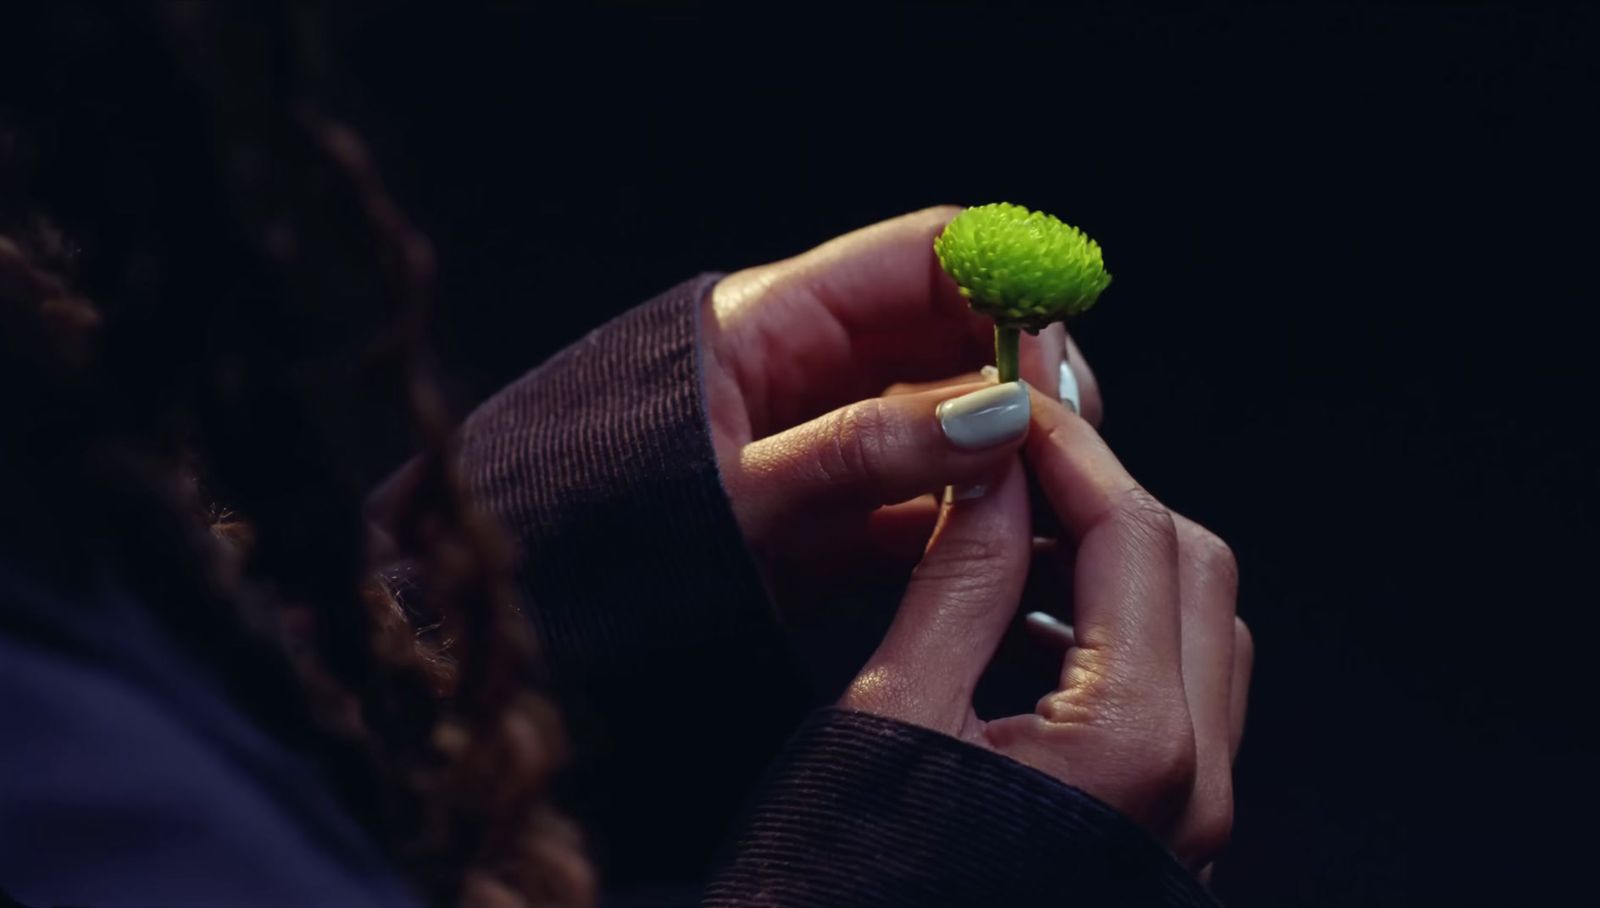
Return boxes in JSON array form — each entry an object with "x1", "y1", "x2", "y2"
[{"x1": 0, "y1": 565, "x2": 418, "y2": 908}]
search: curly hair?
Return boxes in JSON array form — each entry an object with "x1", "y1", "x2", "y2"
[{"x1": 0, "y1": 4, "x2": 589, "y2": 906}]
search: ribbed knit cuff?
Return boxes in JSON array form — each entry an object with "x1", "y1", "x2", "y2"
[
  {"x1": 456, "y1": 273, "x2": 789, "y2": 675},
  {"x1": 453, "y1": 274, "x2": 809, "y2": 882},
  {"x1": 707, "y1": 708, "x2": 1219, "y2": 908}
]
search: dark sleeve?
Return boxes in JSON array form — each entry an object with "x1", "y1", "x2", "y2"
[
  {"x1": 402, "y1": 275, "x2": 1217, "y2": 905},
  {"x1": 704, "y1": 709, "x2": 1220, "y2": 908},
  {"x1": 423, "y1": 274, "x2": 812, "y2": 885}
]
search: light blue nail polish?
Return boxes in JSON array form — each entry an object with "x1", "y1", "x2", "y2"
[{"x1": 936, "y1": 381, "x2": 1030, "y2": 451}]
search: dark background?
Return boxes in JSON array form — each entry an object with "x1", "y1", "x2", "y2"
[{"x1": 335, "y1": 5, "x2": 1597, "y2": 906}]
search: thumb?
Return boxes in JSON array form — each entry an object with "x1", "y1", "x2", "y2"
[
  {"x1": 842, "y1": 456, "x2": 1032, "y2": 736},
  {"x1": 730, "y1": 381, "x2": 1030, "y2": 539}
]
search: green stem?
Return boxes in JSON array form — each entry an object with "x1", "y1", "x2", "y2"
[{"x1": 995, "y1": 325, "x2": 1021, "y2": 383}]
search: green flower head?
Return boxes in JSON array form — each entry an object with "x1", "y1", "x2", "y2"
[{"x1": 933, "y1": 202, "x2": 1112, "y2": 331}]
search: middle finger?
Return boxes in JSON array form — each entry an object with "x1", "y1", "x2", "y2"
[{"x1": 1171, "y1": 513, "x2": 1242, "y2": 865}]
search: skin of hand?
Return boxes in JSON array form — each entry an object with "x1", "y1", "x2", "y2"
[
  {"x1": 702, "y1": 207, "x2": 1249, "y2": 866},
  {"x1": 704, "y1": 207, "x2": 1103, "y2": 601},
  {"x1": 839, "y1": 386, "x2": 1251, "y2": 869}
]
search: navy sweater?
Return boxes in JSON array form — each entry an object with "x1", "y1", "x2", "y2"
[{"x1": 0, "y1": 275, "x2": 1216, "y2": 907}]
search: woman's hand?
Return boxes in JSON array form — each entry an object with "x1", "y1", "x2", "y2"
[
  {"x1": 840, "y1": 388, "x2": 1252, "y2": 869},
  {"x1": 704, "y1": 207, "x2": 1102, "y2": 599}
]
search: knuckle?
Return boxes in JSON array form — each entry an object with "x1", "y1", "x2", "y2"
[
  {"x1": 1185, "y1": 798, "x2": 1236, "y2": 862},
  {"x1": 1111, "y1": 487, "x2": 1177, "y2": 550},
  {"x1": 1038, "y1": 421, "x2": 1075, "y2": 460},
  {"x1": 911, "y1": 533, "x2": 1015, "y2": 592},
  {"x1": 1140, "y1": 714, "x2": 1199, "y2": 799},
  {"x1": 1234, "y1": 617, "x2": 1255, "y2": 669},
  {"x1": 822, "y1": 399, "x2": 888, "y2": 486},
  {"x1": 1183, "y1": 523, "x2": 1240, "y2": 592},
  {"x1": 936, "y1": 531, "x2": 1016, "y2": 566},
  {"x1": 1034, "y1": 688, "x2": 1096, "y2": 726},
  {"x1": 1102, "y1": 707, "x2": 1200, "y2": 832}
]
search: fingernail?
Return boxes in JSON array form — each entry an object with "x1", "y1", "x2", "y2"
[
  {"x1": 1024, "y1": 611, "x2": 1076, "y2": 643},
  {"x1": 1058, "y1": 361, "x2": 1080, "y2": 414},
  {"x1": 944, "y1": 482, "x2": 989, "y2": 503},
  {"x1": 1025, "y1": 610, "x2": 1072, "y2": 631},
  {"x1": 936, "y1": 381, "x2": 1030, "y2": 451},
  {"x1": 979, "y1": 364, "x2": 1000, "y2": 382}
]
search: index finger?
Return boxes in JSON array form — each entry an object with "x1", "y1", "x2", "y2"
[
  {"x1": 723, "y1": 205, "x2": 974, "y2": 334},
  {"x1": 789, "y1": 212, "x2": 1077, "y2": 399},
  {"x1": 716, "y1": 207, "x2": 1099, "y2": 428},
  {"x1": 1023, "y1": 387, "x2": 1182, "y2": 682}
]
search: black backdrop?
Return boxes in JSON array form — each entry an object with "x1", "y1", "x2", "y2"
[{"x1": 332, "y1": 5, "x2": 1597, "y2": 905}]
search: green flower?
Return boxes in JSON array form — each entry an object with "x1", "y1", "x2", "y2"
[{"x1": 933, "y1": 202, "x2": 1112, "y2": 332}]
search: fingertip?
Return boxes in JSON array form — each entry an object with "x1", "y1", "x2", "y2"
[
  {"x1": 934, "y1": 380, "x2": 1031, "y2": 453},
  {"x1": 1018, "y1": 382, "x2": 1143, "y2": 540},
  {"x1": 1019, "y1": 324, "x2": 1067, "y2": 394},
  {"x1": 1023, "y1": 381, "x2": 1081, "y2": 435},
  {"x1": 1024, "y1": 610, "x2": 1077, "y2": 652},
  {"x1": 917, "y1": 203, "x2": 966, "y2": 223}
]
